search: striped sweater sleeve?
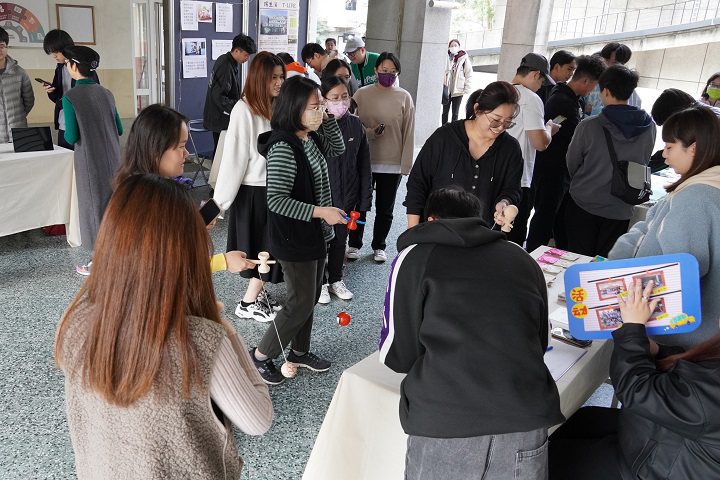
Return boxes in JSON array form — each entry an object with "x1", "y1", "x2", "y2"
[
  {"x1": 316, "y1": 117, "x2": 346, "y2": 158},
  {"x1": 266, "y1": 141, "x2": 315, "y2": 221},
  {"x1": 209, "y1": 333, "x2": 273, "y2": 436}
]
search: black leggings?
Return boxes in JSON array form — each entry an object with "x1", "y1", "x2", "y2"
[{"x1": 442, "y1": 95, "x2": 463, "y2": 124}]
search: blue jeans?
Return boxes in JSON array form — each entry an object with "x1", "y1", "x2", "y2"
[{"x1": 406, "y1": 428, "x2": 548, "y2": 480}]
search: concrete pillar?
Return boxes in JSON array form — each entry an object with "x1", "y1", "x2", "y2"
[
  {"x1": 365, "y1": 0, "x2": 452, "y2": 146},
  {"x1": 497, "y1": 0, "x2": 555, "y2": 82}
]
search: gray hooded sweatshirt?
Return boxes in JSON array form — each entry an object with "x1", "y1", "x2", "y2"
[{"x1": 567, "y1": 104, "x2": 656, "y2": 220}]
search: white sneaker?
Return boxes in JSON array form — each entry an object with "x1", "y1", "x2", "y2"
[
  {"x1": 235, "y1": 300, "x2": 276, "y2": 323},
  {"x1": 318, "y1": 284, "x2": 331, "y2": 304},
  {"x1": 329, "y1": 280, "x2": 354, "y2": 300},
  {"x1": 346, "y1": 246, "x2": 360, "y2": 260},
  {"x1": 373, "y1": 249, "x2": 387, "y2": 263}
]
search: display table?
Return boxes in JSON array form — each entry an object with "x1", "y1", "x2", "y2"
[
  {"x1": 0, "y1": 143, "x2": 80, "y2": 247},
  {"x1": 630, "y1": 170, "x2": 680, "y2": 226},
  {"x1": 304, "y1": 247, "x2": 612, "y2": 480}
]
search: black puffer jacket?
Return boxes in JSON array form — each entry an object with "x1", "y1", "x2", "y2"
[
  {"x1": 326, "y1": 113, "x2": 371, "y2": 212},
  {"x1": 611, "y1": 324, "x2": 720, "y2": 479}
]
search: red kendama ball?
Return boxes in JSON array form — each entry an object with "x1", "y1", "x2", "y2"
[{"x1": 337, "y1": 311, "x2": 351, "y2": 326}]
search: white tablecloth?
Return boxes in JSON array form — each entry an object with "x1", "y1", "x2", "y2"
[
  {"x1": 0, "y1": 143, "x2": 80, "y2": 247},
  {"x1": 303, "y1": 247, "x2": 612, "y2": 480}
]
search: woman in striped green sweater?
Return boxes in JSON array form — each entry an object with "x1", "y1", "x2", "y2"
[{"x1": 252, "y1": 76, "x2": 347, "y2": 385}]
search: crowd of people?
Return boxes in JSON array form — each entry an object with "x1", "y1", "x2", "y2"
[{"x1": 11, "y1": 27, "x2": 716, "y2": 478}]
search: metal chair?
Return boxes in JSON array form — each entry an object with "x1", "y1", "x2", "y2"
[{"x1": 186, "y1": 119, "x2": 213, "y2": 188}]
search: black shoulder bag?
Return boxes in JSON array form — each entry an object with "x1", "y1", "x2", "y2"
[{"x1": 602, "y1": 127, "x2": 652, "y2": 205}]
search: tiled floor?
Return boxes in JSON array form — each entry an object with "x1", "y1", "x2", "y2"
[{"x1": 0, "y1": 179, "x2": 613, "y2": 479}]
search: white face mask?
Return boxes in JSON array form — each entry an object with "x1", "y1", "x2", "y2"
[
  {"x1": 449, "y1": 46, "x2": 459, "y2": 55},
  {"x1": 303, "y1": 108, "x2": 324, "y2": 131}
]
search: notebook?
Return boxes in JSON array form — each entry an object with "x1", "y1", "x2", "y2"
[{"x1": 11, "y1": 127, "x2": 54, "y2": 152}]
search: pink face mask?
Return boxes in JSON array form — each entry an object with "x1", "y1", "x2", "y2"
[{"x1": 326, "y1": 98, "x2": 351, "y2": 118}]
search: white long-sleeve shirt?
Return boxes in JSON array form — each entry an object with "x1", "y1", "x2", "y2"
[{"x1": 213, "y1": 99, "x2": 271, "y2": 211}]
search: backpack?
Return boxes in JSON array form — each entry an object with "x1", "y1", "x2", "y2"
[{"x1": 602, "y1": 127, "x2": 652, "y2": 205}]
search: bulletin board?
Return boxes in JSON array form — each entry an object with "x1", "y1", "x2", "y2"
[
  {"x1": 56, "y1": 4, "x2": 96, "y2": 45},
  {"x1": 171, "y1": 0, "x2": 309, "y2": 156}
]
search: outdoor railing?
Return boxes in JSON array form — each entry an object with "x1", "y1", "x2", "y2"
[{"x1": 452, "y1": 0, "x2": 719, "y2": 51}]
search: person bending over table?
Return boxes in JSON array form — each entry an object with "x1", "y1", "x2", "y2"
[
  {"x1": 405, "y1": 81, "x2": 523, "y2": 230},
  {"x1": 251, "y1": 76, "x2": 346, "y2": 385},
  {"x1": 380, "y1": 186, "x2": 563, "y2": 480},
  {"x1": 549, "y1": 279, "x2": 720, "y2": 479},
  {"x1": 55, "y1": 174, "x2": 273, "y2": 479}
]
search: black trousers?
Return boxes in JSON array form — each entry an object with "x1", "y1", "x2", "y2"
[
  {"x1": 212, "y1": 131, "x2": 221, "y2": 158},
  {"x1": 549, "y1": 407, "x2": 623, "y2": 480},
  {"x1": 506, "y1": 187, "x2": 533, "y2": 247},
  {"x1": 325, "y1": 223, "x2": 348, "y2": 284},
  {"x1": 57, "y1": 129, "x2": 74, "y2": 150},
  {"x1": 257, "y1": 257, "x2": 325, "y2": 358},
  {"x1": 563, "y1": 194, "x2": 629, "y2": 258},
  {"x1": 526, "y1": 164, "x2": 568, "y2": 252},
  {"x1": 442, "y1": 95, "x2": 463, "y2": 124},
  {"x1": 348, "y1": 173, "x2": 401, "y2": 251}
]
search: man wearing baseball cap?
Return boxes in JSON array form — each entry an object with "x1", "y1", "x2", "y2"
[
  {"x1": 505, "y1": 53, "x2": 561, "y2": 246},
  {"x1": 344, "y1": 36, "x2": 379, "y2": 87}
]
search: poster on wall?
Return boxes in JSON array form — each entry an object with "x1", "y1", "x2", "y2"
[
  {"x1": 196, "y1": 2, "x2": 213, "y2": 23},
  {"x1": 0, "y1": 1, "x2": 50, "y2": 47},
  {"x1": 211, "y1": 39, "x2": 232, "y2": 60},
  {"x1": 215, "y1": 2, "x2": 233, "y2": 33},
  {"x1": 180, "y1": 1, "x2": 198, "y2": 30},
  {"x1": 258, "y1": 0, "x2": 299, "y2": 54},
  {"x1": 182, "y1": 37, "x2": 207, "y2": 78}
]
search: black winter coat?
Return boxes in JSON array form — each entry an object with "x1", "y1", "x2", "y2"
[
  {"x1": 203, "y1": 53, "x2": 242, "y2": 132},
  {"x1": 404, "y1": 120, "x2": 522, "y2": 226},
  {"x1": 326, "y1": 114, "x2": 371, "y2": 212},
  {"x1": 611, "y1": 324, "x2": 720, "y2": 479}
]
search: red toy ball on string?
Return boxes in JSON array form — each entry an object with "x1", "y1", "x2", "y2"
[
  {"x1": 347, "y1": 211, "x2": 360, "y2": 231},
  {"x1": 336, "y1": 311, "x2": 351, "y2": 326}
]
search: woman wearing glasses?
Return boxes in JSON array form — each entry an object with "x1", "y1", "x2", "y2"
[
  {"x1": 406, "y1": 81, "x2": 523, "y2": 228},
  {"x1": 251, "y1": 76, "x2": 347, "y2": 385}
]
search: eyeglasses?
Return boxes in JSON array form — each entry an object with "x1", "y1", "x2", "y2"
[
  {"x1": 346, "y1": 49, "x2": 361, "y2": 58},
  {"x1": 484, "y1": 113, "x2": 515, "y2": 130}
]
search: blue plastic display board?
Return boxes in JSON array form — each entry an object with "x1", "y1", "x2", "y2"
[{"x1": 563, "y1": 253, "x2": 702, "y2": 340}]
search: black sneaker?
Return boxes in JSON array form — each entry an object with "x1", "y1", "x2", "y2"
[
  {"x1": 250, "y1": 348, "x2": 285, "y2": 385},
  {"x1": 258, "y1": 289, "x2": 282, "y2": 312},
  {"x1": 286, "y1": 351, "x2": 331, "y2": 372}
]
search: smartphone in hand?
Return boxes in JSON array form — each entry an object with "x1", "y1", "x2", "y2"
[
  {"x1": 375, "y1": 123, "x2": 385, "y2": 135},
  {"x1": 553, "y1": 115, "x2": 566, "y2": 124},
  {"x1": 34, "y1": 78, "x2": 52, "y2": 86},
  {"x1": 199, "y1": 199, "x2": 221, "y2": 225}
]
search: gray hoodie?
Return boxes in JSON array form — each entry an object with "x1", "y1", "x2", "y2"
[
  {"x1": 567, "y1": 105, "x2": 656, "y2": 220},
  {"x1": 0, "y1": 55, "x2": 35, "y2": 143}
]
